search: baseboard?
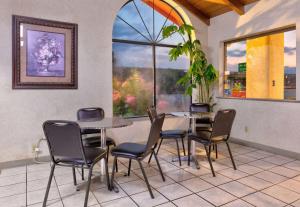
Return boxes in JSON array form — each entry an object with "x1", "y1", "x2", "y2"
[
  {"x1": 231, "y1": 137, "x2": 300, "y2": 160},
  {"x1": 0, "y1": 156, "x2": 50, "y2": 170}
]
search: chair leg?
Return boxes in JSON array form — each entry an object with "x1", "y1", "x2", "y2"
[
  {"x1": 113, "y1": 143, "x2": 119, "y2": 173},
  {"x1": 84, "y1": 166, "x2": 93, "y2": 207},
  {"x1": 215, "y1": 144, "x2": 218, "y2": 159},
  {"x1": 156, "y1": 138, "x2": 163, "y2": 155},
  {"x1": 147, "y1": 143, "x2": 157, "y2": 164},
  {"x1": 138, "y1": 160, "x2": 154, "y2": 199},
  {"x1": 175, "y1": 139, "x2": 181, "y2": 166},
  {"x1": 128, "y1": 159, "x2": 132, "y2": 176},
  {"x1": 72, "y1": 166, "x2": 77, "y2": 186},
  {"x1": 204, "y1": 145, "x2": 216, "y2": 177},
  {"x1": 110, "y1": 156, "x2": 117, "y2": 191},
  {"x1": 153, "y1": 150, "x2": 165, "y2": 181},
  {"x1": 181, "y1": 138, "x2": 186, "y2": 156},
  {"x1": 104, "y1": 157, "x2": 110, "y2": 190},
  {"x1": 187, "y1": 139, "x2": 191, "y2": 166},
  {"x1": 148, "y1": 138, "x2": 163, "y2": 164},
  {"x1": 43, "y1": 164, "x2": 55, "y2": 207},
  {"x1": 226, "y1": 142, "x2": 237, "y2": 170},
  {"x1": 81, "y1": 165, "x2": 84, "y2": 180}
]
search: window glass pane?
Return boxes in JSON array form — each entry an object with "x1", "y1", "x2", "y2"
[
  {"x1": 112, "y1": 17, "x2": 148, "y2": 42},
  {"x1": 224, "y1": 29, "x2": 296, "y2": 100},
  {"x1": 157, "y1": 11, "x2": 188, "y2": 45},
  {"x1": 117, "y1": 1, "x2": 151, "y2": 41},
  {"x1": 153, "y1": 1, "x2": 173, "y2": 40},
  {"x1": 113, "y1": 42, "x2": 154, "y2": 117},
  {"x1": 156, "y1": 46, "x2": 190, "y2": 113},
  {"x1": 134, "y1": 0, "x2": 154, "y2": 40}
]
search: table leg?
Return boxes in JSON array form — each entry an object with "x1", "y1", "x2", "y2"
[{"x1": 100, "y1": 128, "x2": 106, "y2": 175}]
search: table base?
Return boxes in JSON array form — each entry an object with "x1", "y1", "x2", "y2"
[{"x1": 171, "y1": 155, "x2": 200, "y2": 169}]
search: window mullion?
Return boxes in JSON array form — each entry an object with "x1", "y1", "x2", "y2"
[{"x1": 153, "y1": 45, "x2": 157, "y2": 108}]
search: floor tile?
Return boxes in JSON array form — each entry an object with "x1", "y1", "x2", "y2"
[
  {"x1": 219, "y1": 181, "x2": 256, "y2": 197},
  {"x1": 269, "y1": 166, "x2": 300, "y2": 178},
  {"x1": 173, "y1": 194, "x2": 214, "y2": 207},
  {"x1": 243, "y1": 192, "x2": 285, "y2": 207},
  {"x1": 156, "y1": 202, "x2": 176, "y2": 207},
  {"x1": 254, "y1": 171, "x2": 288, "y2": 184},
  {"x1": 119, "y1": 180, "x2": 148, "y2": 195},
  {"x1": 279, "y1": 179, "x2": 300, "y2": 194},
  {"x1": 93, "y1": 185, "x2": 127, "y2": 203},
  {"x1": 263, "y1": 155, "x2": 295, "y2": 165},
  {"x1": 222, "y1": 199, "x2": 254, "y2": 207},
  {"x1": 294, "y1": 175, "x2": 300, "y2": 182},
  {"x1": 0, "y1": 182, "x2": 26, "y2": 198},
  {"x1": 238, "y1": 176, "x2": 272, "y2": 190},
  {"x1": 61, "y1": 191, "x2": 98, "y2": 207},
  {"x1": 235, "y1": 155, "x2": 257, "y2": 163},
  {"x1": 200, "y1": 173, "x2": 232, "y2": 186},
  {"x1": 0, "y1": 166, "x2": 26, "y2": 177},
  {"x1": 133, "y1": 166, "x2": 159, "y2": 178},
  {"x1": 165, "y1": 169, "x2": 195, "y2": 182},
  {"x1": 28, "y1": 199, "x2": 64, "y2": 207},
  {"x1": 248, "y1": 159, "x2": 277, "y2": 170},
  {"x1": 218, "y1": 168, "x2": 248, "y2": 180},
  {"x1": 27, "y1": 187, "x2": 60, "y2": 206},
  {"x1": 0, "y1": 173, "x2": 26, "y2": 186},
  {"x1": 198, "y1": 187, "x2": 236, "y2": 206},
  {"x1": 27, "y1": 163, "x2": 51, "y2": 172},
  {"x1": 101, "y1": 197, "x2": 137, "y2": 207},
  {"x1": 216, "y1": 158, "x2": 242, "y2": 167},
  {"x1": 201, "y1": 161, "x2": 229, "y2": 171},
  {"x1": 146, "y1": 174, "x2": 175, "y2": 188},
  {"x1": 27, "y1": 178, "x2": 56, "y2": 192},
  {"x1": 0, "y1": 193, "x2": 26, "y2": 207},
  {"x1": 131, "y1": 190, "x2": 168, "y2": 207},
  {"x1": 246, "y1": 150, "x2": 273, "y2": 159},
  {"x1": 284, "y1": 160, "x2": 300, "y2": 172},
  {"x1": 292, "y1": 199, "x2": 300, "y2": 207},
  {"x1": 157, "y1": 183, "x2": 192, "y2": 200},
  {"x1": 180, "y1": 177, "x2": 213, "y2": 193},
  {"x1": 154, "y1": 162, "x2": 179, "y2": 172},
  {"x1": 238, "y1": 164, "x2": 263, "y2": 174},
  {"x1": 263, "y1": 185, "x2": 300, "y2": 204},
  {"x1": 184, "y1": 166, "x2": 211, "y2": 176}
]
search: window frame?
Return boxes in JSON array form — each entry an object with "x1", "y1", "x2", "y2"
[
  {"x1": 222, "y1": 25, "x2": 297, "y2": 102},
  {"x1": 112, "y1": 0, "x2": 192, "y2": 118}
]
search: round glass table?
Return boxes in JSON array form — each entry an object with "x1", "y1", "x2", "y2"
[{"x1": 171, "y1": 112, "x2": 215, "y2": 169}]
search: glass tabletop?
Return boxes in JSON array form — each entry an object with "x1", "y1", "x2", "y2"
[
  {"x1": 77, "y1": 117, "x2": 133, "y2": 129},
  {"x1": 170, "y1": 111, "x2": 215, "y2": 119}
]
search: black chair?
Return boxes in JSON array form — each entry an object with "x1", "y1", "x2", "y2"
[
  {"x1": 147, "y1": 106, "x2": 186, "y2": 166},
  {"x1": 188, "y1": 109, "x2": 237, "y2": 177},
  {"x1": 77, "y1": 107, "x2": 118, "y2": 175},
  {"x1": 110, "y1": 114, "x2": 166, "y2": 199},
  {"x1": 42, "y1": 121, "x2": 110, "y2": 207}
]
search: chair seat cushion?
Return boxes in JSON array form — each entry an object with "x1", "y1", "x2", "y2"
[
  {"x1": 195, "y1": 117, "x2": 213, "y2": 124},
  {"x1": 57, "y1": 147, "x2": 106, "y2": 165},
  {"x1": 83, "y1": 136, "x2": 116, "y2": 147},
  {"x1": 161, "y1": 130, "x2": 186, "y2": 139},
  {"x1": 111, "y1": 142, "x2": 146, "y2": 158},
  {"x1": 81, "y1": 128, "x2": 101, "y2": 135}
]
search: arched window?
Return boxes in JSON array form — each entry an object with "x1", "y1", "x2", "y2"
[{"x1": 113, "y1": 0, "x2": 190, "y2": 117}]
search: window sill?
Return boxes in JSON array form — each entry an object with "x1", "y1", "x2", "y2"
[{"x1": 217, "y1": 96, "x2": 300, "y2": 103}]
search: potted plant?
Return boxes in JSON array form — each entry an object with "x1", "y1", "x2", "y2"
[{"x1": 162, "y1": 24, "x2": 218, "y2": 109}]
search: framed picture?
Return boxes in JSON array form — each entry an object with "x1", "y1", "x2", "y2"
[{"x1": 12, "y1": 15, "x2": 78, "y2": 89}]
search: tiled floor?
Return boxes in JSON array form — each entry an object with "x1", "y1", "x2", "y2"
[{"x1": 1, "y1": 141, "x2": 300, "y2": 207}]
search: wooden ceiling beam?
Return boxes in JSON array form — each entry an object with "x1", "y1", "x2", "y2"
[
  {"x1": 172, "y1": 0, "x2": 211, "y2": 26},
  {"x1": 223, "y1": 0, "x2": 245, "y2": 15}
]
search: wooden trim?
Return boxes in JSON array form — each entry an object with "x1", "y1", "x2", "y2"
[
  {"x1": 172, "y1": 0, "x2": 210, "y2": 25},
  {"x1": 223, "y1": 0, "x2": 245, "y2": 15}
]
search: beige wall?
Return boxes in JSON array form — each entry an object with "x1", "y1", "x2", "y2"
[
  {"x1": 0, "y1": 0, "x2": 207, "y2": 163},
  {"x1": 208, "y1": 0, "x2": 300, "y2": 153}
]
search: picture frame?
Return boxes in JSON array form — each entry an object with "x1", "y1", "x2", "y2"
[{"x1": 12, "y1": 15, "x2": 78, "y2": 89}]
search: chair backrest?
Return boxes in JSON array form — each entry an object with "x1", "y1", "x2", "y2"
[
  {"x1": 147, "y1": 106, "x2": 157, "y2": 123},
  {"x1": 77, "y1": 107, "x2": 105, "y2": 121},
  {"x1": 145, "y1": 113, "x2": 165, "y2": 155},
  {"x1": 211, "y1": 109, "x2": 236, "y2": 140},
  {"x1": 190, "y1": 103, "x2": 210, "y2": 113},
  {"x1": 43, "y1": 120, "x2": 87, "y2": 164}
]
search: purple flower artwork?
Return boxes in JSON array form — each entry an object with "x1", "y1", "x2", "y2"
[{"x1": 26, "y1": 30, "x2": 65, "y2": 77}]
